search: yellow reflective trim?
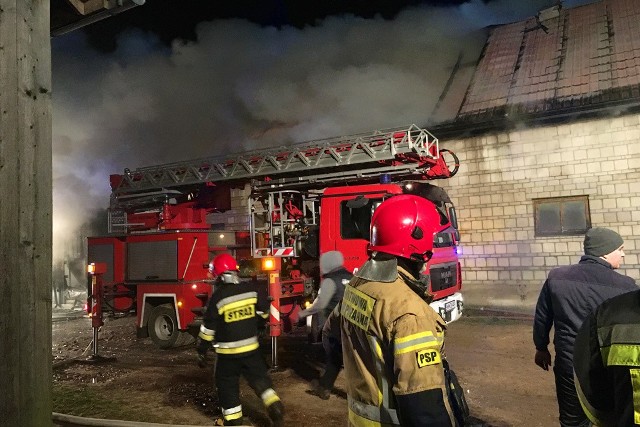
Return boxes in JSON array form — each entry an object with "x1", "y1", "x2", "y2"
[
  {"x1": 600, "y1": 344, "x2": 640, "y2": 366},
  {"x1": 368, "y1": 336, "x2": 384, "y2": 405},
  {"x1": 263, "y1": 394, "x2": 280, "y2": 407},
  {"x1": 575, "y1": 372, "x2": 610, "y2": 426},
  {"x1": 372, "y1": 337, "x2": 383, "y2": 360},
  {"x1": 348, "y1": 408, "x2": 398, "y2": 427},
  {"x1": 393, "y1": 331, "x2": 439, "y2": 356},
  {"x1": 395, "y1": 331, "x2": 434, "y2": 344},
  {"x1": 198, "y1": 331, "x2": 214, "y2": 341},
  {"x1": 349, "y1": 408, "x2": 381, "y2": 427},
  {"x1": 218, "y1": 297, "x2": 258, "y2": 315},
  {"x1": 631, "y1": 369, "x2": 640, "y2": 424},
  {"x1": 215, "y1": 342, "x2": 260, "y2": 354},
  {"x1": 395, "y1": 341, "x2": 439, "y2": 355},
  {"x1": 224, "y1": 411, "x2": 243, "y2": 421}
]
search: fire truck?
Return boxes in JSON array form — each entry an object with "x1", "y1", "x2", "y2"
[{"x1": 87, "y1": 124, "x2": 463, "y2": 351}]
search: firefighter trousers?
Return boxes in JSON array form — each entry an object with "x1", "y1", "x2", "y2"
[{"x1": 215, "y1": 351, "x2": 281, "y2": 425}]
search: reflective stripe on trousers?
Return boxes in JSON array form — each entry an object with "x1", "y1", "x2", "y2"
[{"x1": 348, "y1": 395, "x2": 400, "y2": 427}]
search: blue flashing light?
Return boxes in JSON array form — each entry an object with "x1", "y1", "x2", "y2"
[{"x1": 380, "y1": 174, "x2": 392, "y2": 184}]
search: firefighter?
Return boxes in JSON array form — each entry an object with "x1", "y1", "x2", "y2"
[
  {"x1": 197, "y1": 253, "x2": 284, "y2": 426},
  {"x1": 325, "y1": 194, "x2": 459, "y2": 426},
  {"x1": 573, "y1": 289, "x2": 640, "y2": 426}
]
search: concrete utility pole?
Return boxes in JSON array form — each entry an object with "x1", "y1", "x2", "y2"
[{"x1": 0, "y1": 1, "x2": 53, "y2": 426}]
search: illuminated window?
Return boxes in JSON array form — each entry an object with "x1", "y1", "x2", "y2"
[{"x1": 534, "y1": 196, "x2": 591, "y2": 237}]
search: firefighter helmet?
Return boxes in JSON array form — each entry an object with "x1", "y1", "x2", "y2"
[
  {"x1": 369, "y1": 194, "x2": 442, "y2": 262},
  {"x1": 209, "y1": 253, "x2": 238, "y2": 276}
]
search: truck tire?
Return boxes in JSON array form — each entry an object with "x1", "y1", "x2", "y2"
[{"x1": 147, "y1": 304, "x2": 182, "y2": 349}]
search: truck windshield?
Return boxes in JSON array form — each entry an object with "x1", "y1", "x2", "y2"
[{"x1": 341, "y1": 196, "x2": 455, "y2": 248}]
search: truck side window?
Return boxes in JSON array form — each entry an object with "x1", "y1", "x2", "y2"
[{"x1": 340, "y1": 198, "x2": 381, "y2": 240}]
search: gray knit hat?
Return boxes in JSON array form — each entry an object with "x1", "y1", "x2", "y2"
[{"x1": 584, "y1": 227, "x2": 624, "y2": 257}]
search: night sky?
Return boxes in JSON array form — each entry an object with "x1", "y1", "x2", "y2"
[{"x1": 84, "y1": 0, "x2": 474, "y2": 51}]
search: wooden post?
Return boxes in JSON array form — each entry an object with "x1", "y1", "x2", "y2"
[{"x1": 0, "y1": 1, "x2": 52, "y2": 426}]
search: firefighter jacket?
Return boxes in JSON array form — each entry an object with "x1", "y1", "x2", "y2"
[
  {"x1": 574, "y1": 289, "x2": 640, "y2": 426},
  {"x1": 198, "y1": 279, "x2": 269, "y2": 358},
  {"x1": 327, "y1": 263, "x2": 456, "y2": 427},
  {"x1": 533, "y1": 255, "x2": 637, "y2": 371}
]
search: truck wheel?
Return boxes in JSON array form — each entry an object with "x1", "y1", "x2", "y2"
[{"x1": 147, "y1": 304, "x2": 180, "y2": 349}]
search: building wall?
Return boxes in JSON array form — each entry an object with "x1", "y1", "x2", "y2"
[{"x1": 438, "y1": 114, "x2": 640, "y2": 313}]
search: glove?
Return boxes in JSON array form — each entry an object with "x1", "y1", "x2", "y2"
[
  {"x1": 197, "y1": 352, "x2": 207, "y2": 369},
  {"x1": 296, "y1": 316, "x2": 307, "y2": 327},
  {"x1": 534, "y1": 349, "x2": 552, "y2": 371},
  {"x1": 197, "y1": 337, "x2": 212, "y2": 353}
]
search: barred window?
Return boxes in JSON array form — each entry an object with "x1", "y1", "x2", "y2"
[{"x1": 534, "y1": 196, "x2": 590, "y2": 237}]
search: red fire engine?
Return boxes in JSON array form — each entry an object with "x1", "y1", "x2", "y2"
[{"x1": 87, "y1": 124, "x2": 463, "y2": 354}]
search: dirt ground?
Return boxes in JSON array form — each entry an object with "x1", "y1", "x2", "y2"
[{"x1": 52, "y1": 311, "x2": 558, "y2": 426}]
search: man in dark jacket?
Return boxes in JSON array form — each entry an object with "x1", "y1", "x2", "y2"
[
  {"x1": 297, "y1": 250, "x2": 352, "y2": 399},
  {"x1": 533, "y1": 227, "x2": 636, "y2": 427},
  {"x1": 573, "y1": 289, "x2": 640, "y2": 426}
]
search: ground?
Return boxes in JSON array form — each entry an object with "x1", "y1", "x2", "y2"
[{"x1": 52, "y1": 310, "x2": 558, "y2": 426}]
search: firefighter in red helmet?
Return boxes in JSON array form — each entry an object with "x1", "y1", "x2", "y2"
[
  {"x1": 197, "y1": 253, "x2": 284, "y2": 426},
  {"x1": 325, "y1": 194, "x2": 463, "y2": 426}
]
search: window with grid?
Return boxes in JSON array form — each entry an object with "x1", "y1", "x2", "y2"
[{"x1": 534, "y1": 196, "x2": 591, "y2": 237}]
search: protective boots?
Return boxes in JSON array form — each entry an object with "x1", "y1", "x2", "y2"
[
  {"x1": 308, "y1": 379, "x2": 330, "y2": 400},
  {"x1": 267, "y1": 400, "x2": 285, "y2": 427}
]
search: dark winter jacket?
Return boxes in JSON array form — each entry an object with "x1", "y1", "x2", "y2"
[{"x1": 533, "y1": 255, "x2": 637, "y2": 370}]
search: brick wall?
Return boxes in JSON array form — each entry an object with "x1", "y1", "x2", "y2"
[{"x1": 439, "y1": 114, "x2": 640, "y2": 312}]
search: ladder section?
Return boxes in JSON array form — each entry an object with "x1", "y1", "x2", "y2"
[
  {"x1": 250, "y1": 191, "x2": 319, "y2": 258},
  {"x1": 112, "y1": 124, "x2": 439, "y2": 195}
]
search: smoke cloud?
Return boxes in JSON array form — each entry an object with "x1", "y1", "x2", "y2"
[{"x1": 51, "y1": 0, "x2": 595, "y2": 262}]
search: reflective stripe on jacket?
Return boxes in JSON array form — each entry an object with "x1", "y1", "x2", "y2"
[
  {"x1": 199, "y1": 279, "x2": 269, "y2": 358},
  {"x1": 331, "y1": 265, "x2": 455, "y2": 426},
  {"x1": 574, "y1": 289, "x2": 640, "y2": 426}
]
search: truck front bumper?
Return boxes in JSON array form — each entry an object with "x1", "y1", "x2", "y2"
[{"x1": 430, "y1": 292, "x2": 464, "y2": 323}]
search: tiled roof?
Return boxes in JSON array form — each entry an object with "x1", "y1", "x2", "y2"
[{"x1": 435, "y1": 0, "x2": 640, "y2": 132}]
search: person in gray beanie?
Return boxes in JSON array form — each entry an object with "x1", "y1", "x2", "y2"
[
  {"x1": 297, "y1": 250, "x2": 352, "y2": 400},
  {"x1": 533, "y1": 227, "x2": 636, "y2": 427}
]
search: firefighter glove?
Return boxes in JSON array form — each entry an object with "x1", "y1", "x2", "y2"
[{"x1": 196, "y1": 337, "x2": 211, "y2": 355}]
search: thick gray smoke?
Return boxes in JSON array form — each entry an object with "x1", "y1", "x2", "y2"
[{"x1": 51, "y1": 0, "x2": 595, "y2": 262}]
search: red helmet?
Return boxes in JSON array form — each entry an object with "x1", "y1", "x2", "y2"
[
  {"x1": 209, "y1": 253, "x2": 238, "y2": 276},
  {"x1": 369, "y1": 195, "x2": 442, "y2": 261}
]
